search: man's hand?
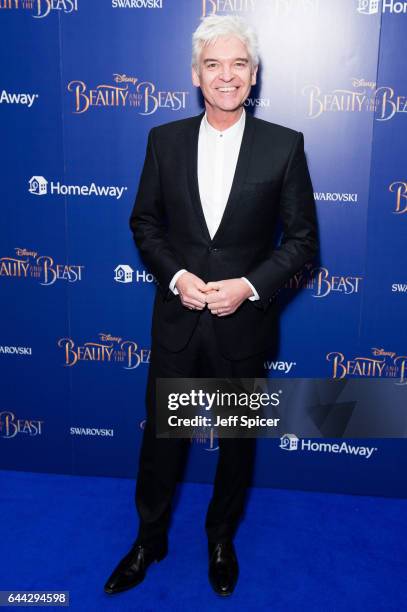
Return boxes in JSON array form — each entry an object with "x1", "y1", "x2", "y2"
[
  {"x1": 203, "y1": 279, "x2": 253, "y2": 316},
  {"x1": 175, "y1": 271, "x2": 207, "y2": 310}
]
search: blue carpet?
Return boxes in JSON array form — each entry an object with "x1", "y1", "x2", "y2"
[{"x1": 0, "y1": 470, "x2": 406, "y2": 611}]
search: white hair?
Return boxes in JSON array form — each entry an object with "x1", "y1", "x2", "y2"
[{"x1": 192, "y1": 14, "x2": 260, "y2": 73}]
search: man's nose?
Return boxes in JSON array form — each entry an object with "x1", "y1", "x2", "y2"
[{"x1": 219, "y1": 67, "x2": 234, "y2": 81}]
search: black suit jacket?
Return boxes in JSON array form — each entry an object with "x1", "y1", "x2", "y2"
[{"x1": 129, "y1": 111, "x2": 318, "y2": 360}]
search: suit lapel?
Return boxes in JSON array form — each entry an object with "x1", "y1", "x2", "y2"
[
  {"x1": 186, "y1": 111, "x2": 211, "y2": 242},
  {"x1": 186, "y1": 110, "x2": 256, "y2": 245}
]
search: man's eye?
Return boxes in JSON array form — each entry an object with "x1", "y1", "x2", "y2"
[
  {"x1": 235, "y1": 62, "x2": 246, "y2": 68},
  {"x1": 207, "y1": 63, "x2": 218, "y2": 69}
]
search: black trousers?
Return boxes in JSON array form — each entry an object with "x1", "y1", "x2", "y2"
[{"x1": 135, "y1": 307, "x2": 266, "y2": 546}]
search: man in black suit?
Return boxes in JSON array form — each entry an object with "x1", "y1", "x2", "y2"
[{"x1": 104, "y1": 14, "x2": 318, "y2": 597}]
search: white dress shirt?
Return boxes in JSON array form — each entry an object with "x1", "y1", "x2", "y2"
[{"x1": 169, "y1": 108, "x2": 259, "y2": 301}]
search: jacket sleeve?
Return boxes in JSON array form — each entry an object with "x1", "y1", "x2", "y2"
[
  {"x1": 245, "y1": 131, "x2": 319, "y2": 311},
  {"x1": 129, "y1": 128, "x2": 184, "y2": 300}
]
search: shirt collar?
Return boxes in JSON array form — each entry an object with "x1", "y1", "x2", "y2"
[{"x1": 202, "y1": 107, "x2": 246, "y2": 139}]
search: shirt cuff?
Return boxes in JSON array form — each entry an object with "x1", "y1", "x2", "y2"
[
  {"x1": 169, "y1": 269, "x2": 187, "y2": 295},
  {"x1": 241, "y1": 277, "x2": 259, "y2": 301}
]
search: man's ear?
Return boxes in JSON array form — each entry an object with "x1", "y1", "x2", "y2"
[
  {"x1": 251, "y1": 64, "x2": 258, "y2": 86},
  {"x1": 192, "y1": 66, "x2": 200, "y2": 88}
]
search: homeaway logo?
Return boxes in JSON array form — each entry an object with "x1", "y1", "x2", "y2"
[
  {"x1": 279, "y1": 434, "x2": 377, "y2": 459},
  {"x1": 28, "y1": 176, "x2": 127, "y2": 200},
  {"x1": 114, "y1": 265, "x2": 133, "y2": 283},
  {"x1": 265, "y1": 360, "x2": 296, "y2": 374},
  {"x1": 357, "y1": 0, "x2": 407, "y2": 13},
  {"x1": 29, "y1": 176, "x2": 48, "y2": 195},
  {"x1": 279, "y1": 433, "x2": 299, "y2": 450},
  {"x1": 0, "y1": 89, "x2": 39, "y2": 107},
  {"x1": 357, "y1": 0, "x2": 380, "y2": 12},
  {"x1": 114, "y1": 266, "x2": 157, "y2": 284}
]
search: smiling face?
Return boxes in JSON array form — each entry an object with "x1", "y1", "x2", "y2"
[{"x1": 192, "y1": 35, "x2": 257, "y2": 119}]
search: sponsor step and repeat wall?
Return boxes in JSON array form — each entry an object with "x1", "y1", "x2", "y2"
[{"x1": 1, "y1": 0, "x2": 406, "y2": 497}]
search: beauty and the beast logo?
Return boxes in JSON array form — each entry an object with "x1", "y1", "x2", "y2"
[
  {"x1": 200, "y1": 0, "x2": 319, "y2": 17},
  {"x1": 302, "y1": 78, "x2": 407, "y2": 121},
  {"x1": 285, "y1": 264, "x2": 362, "y2": 298},
  {"x1": 0, "y1": 411, "x2": 43, "y2": 438},
  {"x1": 201, "y1": 0, "x2": 255, "y2": 15},
  {"x1": 0, "y1": 248, "x2": 84, "y2": 286},
  {"x1": 191, "y1": 426, "x2": 219, "y2": 451},
  {"x1": 389, "y1": 181, "x2": 407, "y2": 214},
  {"x1": 67, "y1": 74, "x2": 189, "y2": 115},
  {"x1": 57, "y1": 333, "x2": 150, "y2": 369},
  {"x1": 327, "y1": 348, "x2": 407, "y2": 383},
  {"x1": 0, "y1": 0, "x2": 78, "y2": 18}
]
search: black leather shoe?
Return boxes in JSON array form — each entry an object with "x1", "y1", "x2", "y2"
[
  {"x1": 208, "y1": 541, "x2": 239, "y2": 596},
  {"x1": 104, "y1": 540, "x2": 167, "y2": 595}
]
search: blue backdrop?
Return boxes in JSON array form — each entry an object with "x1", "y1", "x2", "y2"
[{"x1": 1, "y1": 0, "x2": 406, "y2": 497}]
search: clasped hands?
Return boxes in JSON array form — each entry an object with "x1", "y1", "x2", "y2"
[{"x1": 175, "y1": 271, "x2": 253, "y2": 317}]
